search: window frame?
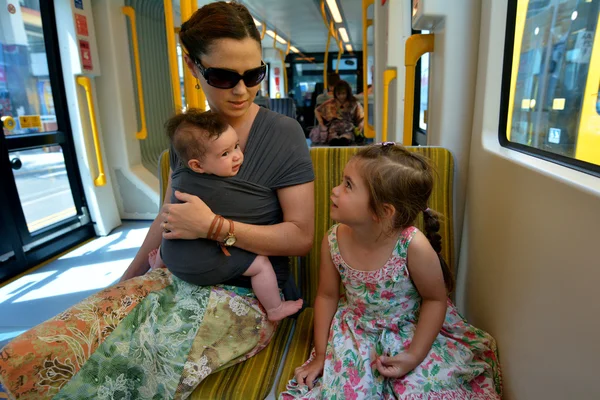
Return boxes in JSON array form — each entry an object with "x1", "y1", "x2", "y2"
[{"x1": 498, "y1": 0, "x2": 600, "y2": 178}]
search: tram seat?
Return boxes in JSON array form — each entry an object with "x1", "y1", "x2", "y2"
[
  {"x1": 158, "y1": 146, "x2": 455, "y2": 399},
  {"x1": 254, "y1": 95, "x2": 271, "y2": 109},
  {"x1": 159, "y1": 149, "x2": 297, "y2": 400},
  {"x1": 270, "y1": 98, "x2": 297, "y2": 118},
  {"x1": 275, "y1": 146, "x2": 456, "y2": 396}
]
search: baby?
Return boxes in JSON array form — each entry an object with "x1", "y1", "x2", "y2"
[{"x1": 153, "y1": 109, "x2": 302, "y2": 321}]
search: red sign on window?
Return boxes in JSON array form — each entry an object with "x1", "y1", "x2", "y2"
[
  {"x1": 79, "y1": 40, "x2": 93, "y2": 71},
  {"x1": 75, "y1": 14, "x2": 89, "y2": 36}
]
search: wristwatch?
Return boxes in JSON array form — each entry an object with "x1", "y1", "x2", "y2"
[{"x1": 223, "y1": 219, "x2": 236, "y2": 246}]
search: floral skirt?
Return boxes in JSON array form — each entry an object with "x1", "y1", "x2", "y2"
[{"x1": 0, "y1": 269, "x2": 276, "y2": 399}]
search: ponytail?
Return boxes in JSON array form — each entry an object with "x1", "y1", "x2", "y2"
[{"x1": 423, "y1": 208, "x2": 455, "y2": 293}]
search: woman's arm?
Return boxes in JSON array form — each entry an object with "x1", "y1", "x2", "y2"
[
  {"x1": 162, "y1": 180, "x2": 315, "y2": 256},
  {"x1": 314, "y1": 108, "x2": 326, "y2": 129},
  {"x1": 119, "y1": 170, "x2": 174, "y2": 282},
  {"x1": 376, "y1": 231, "x2": 447, "y2": 378},
  {"x1": 355, "y1": 102, "x2": 365, "y2": 131},
  {"x1": 294, "y1": 234, "x2": 340, "y2": 388}
]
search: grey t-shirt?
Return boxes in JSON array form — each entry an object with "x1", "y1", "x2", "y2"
[{"x1": 161, "y1": 107, "x2": 314, "y2": 289}]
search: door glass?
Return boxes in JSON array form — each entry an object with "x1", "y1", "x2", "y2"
[
  {"x1": 1, "y1": 0, "x2": 57, "y2": 136},
  {"x1": 10, "y1": 146, "x2": 76, "y2": 233}
]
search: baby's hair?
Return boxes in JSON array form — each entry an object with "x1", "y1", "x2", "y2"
[
  {"x1": 353, "y1": 143, "x2": 455, "y2": 293},
  {"x1": 165, "y1": 109, "x2": 229, "y2": 164}
]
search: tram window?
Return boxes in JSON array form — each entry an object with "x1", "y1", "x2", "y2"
[
  {"x1": 501, "y1": 0, "x2": 600, "y2": 173},
  {"x1": 418, "y1": 37, "x2": 430, "y2": 131}
]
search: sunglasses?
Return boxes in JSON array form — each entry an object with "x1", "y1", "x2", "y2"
[{"x1": 193, "y1": 58, "x2": 267, "y2": 89}]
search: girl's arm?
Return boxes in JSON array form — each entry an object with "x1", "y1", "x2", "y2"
[
  {"x1": 294, "y1": 234, "x2": 340, "y2": 389},
  {"x1": 376, "y1": 230, "x2": 447, "y2": 377},
  {"x1": 119, "y1": 170, "x2": 175, "y2": 281},
  {"x1": 162, "y1": 181, "x2": 315, "y2": 256}
]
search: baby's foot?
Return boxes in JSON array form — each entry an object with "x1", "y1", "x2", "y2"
[
  {"x1": 267, "y1": 299, "x2": 303, "y2": 321},
  {"x1": 148, "y1": 249, "x2": 165, "y2": 270}
]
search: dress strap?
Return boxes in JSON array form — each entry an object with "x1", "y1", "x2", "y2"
[
  {"x1": 327, "y1": 223, "x2": 341, "y2": 261},
  {"x1": 397, "y1": 226, "x2": 419, "y2": 258}
]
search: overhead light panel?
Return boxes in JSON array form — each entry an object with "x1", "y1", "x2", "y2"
[
  {"x1": 290, "y1": 46, "x2": 300, "y2": 53},
  {"x1": 266, "y1": 29, "x2": 276, "y2": 38},
  {"x1": 275, "y1": 35, "x2": 287, "y2": 45},
  {"x1": 326, "y1": 0, "x2": 343, "y2": 23},
  {"x1": 345, "y1": 44, "x2": 352, "y2": 52},
  {"x1": 253, "y1": 18, "x2": 262, "y2": 26},
  {"x1": 338, "y1": 27, "x2": 349, "y2": 42}
]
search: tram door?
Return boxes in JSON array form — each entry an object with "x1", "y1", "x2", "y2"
[{"x1": 0, "y1": 1, "x2": 94, "y2": 282}]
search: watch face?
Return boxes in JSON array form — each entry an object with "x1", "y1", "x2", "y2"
[{"x1": 225, "y1": 236, "x2": 236, "y2": 246}]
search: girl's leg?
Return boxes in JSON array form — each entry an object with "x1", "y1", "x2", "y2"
[{"x1": 243, "y1": 256, "x2": 303, "y2": 321}]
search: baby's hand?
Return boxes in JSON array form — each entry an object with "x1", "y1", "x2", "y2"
[
  {"x1": 375, "y1": 352, "x2": 421, "y2": 378},
  {"x1": 294, "y1": 354, "x2": 325, "y2": 390}
]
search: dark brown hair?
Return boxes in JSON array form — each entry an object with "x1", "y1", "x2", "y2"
[
  {"x1": 353, "y1": 144, "x2": 455, "y2": 292},
  {"x1": 334, "y1": 80, "x2": 357, "y2": 104},
  {"x1": 165, "y1": 109, "x2": 229, "y2": 163},
  {"x1": 179, "y1": 1, "x2": 262, "y2": 60}
]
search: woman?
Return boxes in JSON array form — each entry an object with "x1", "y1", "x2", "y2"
[
  {"x1": 0, "y1": 2, "x2": 314, "y2": 399},
  {"x1": 315, "y1": 80, "x2": 364, "y2": 146}
]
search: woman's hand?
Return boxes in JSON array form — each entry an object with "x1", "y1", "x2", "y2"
[
  {"x1": 375, "y1": 352, "x2": 422, "y2": 379},
  {"x1": 294, "y1": 354, "x2": 325, "y2": 390},
  {"x1": 161, "y1": 191, "x2": 215, "y2": 240}
]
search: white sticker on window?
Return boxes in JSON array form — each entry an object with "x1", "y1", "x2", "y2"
[{"x1": 548, "y1": 128, "x2": 561, "y2": 144}]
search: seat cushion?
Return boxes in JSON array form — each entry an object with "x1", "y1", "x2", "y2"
[
  {"x1": 190, "y1": 318, "x2": 293, "y2": 399},
  {"x1": 276, "y1": 308, "x2": 314, "y2": 396}
]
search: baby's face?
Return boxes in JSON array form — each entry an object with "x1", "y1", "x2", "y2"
[{"x1": 188, "y1": 126, "x2": 244, "y2": 177}]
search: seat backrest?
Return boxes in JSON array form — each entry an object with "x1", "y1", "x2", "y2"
[
  {"x1": 254, "y1": 96, "x2": 271, "y2": 109},
  {"x1": 270, "y1": 98, "x2": 296, "y2": 118},
  {"x1": 295, "y1": 146, "x2": 455, "y2": 306}
]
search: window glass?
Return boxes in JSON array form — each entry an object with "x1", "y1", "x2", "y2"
[{"x1": 504, "y1": 0, "x2": 600, "y2": 168}]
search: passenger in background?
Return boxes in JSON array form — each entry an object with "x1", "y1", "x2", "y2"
[
  {"x1": 315, "y1": 72, "x2": 340, "y2": 106},
  {"x1": 315, "y1": 80, "x2": 364, "y2": 146},
  {"x1": 281, "y1": 143, "x2": 502, "y2": 399}
]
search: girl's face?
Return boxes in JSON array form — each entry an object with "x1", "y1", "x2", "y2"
[
  {"x1": 330, "y1": 160, "x2": 374, "y2": 226},
  {"x1": 185, "y1": 38, "x2": 263, "y2": 120},
  {"x1": 335, "y1": 89, "x2": 348, "y2": 103}
]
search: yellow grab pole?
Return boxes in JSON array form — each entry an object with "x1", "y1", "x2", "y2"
[
  {"x1": 362, "y1": 0, "x2": 374, "y2": 138},
  {"x1": 403, "y1": 34, "x2": 434, "y2": 145},
  {"x1": 76, "y1": 76, "x2": 106, "y2": 187},
  {"x1": 164, "y1": 0, "x2": 182, "y2": 113},
  {"x1": 260, "y1": 23, "x2": 266, "y2": 40},
  {"x1": 122, "y1": 6, "x2": 147, "y2": 140},
  {"x1": 180, "y1": 0, "x2": 205, "y2": 110},
  {"x1": 336, "y1": 37, "x2": 344, "y2": 73},
  {"x1": 382, "y1": 68, "x2": 397, "y2": 142},
  {"x1": 323, "y1": 28, "x2": 331, "y2": 90}
]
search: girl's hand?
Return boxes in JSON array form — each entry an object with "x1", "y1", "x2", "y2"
[
  {"x1": 375, "y1": 352, "x2": 422, "y2": 379},
  {"x1": 294, "y1": 354, "x2": 325, "y2": 390},
  {"x1": 161, "y1": 191, "x2": 215, "y2": 240}
]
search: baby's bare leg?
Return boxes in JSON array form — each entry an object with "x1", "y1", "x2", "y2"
[{"x1": 243, "y1": 255, "x2": 303, "y2": 321}]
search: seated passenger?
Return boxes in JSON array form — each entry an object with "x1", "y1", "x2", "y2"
[
  {"x1": 153, "y1": 110, "x2": 303, "y2": 321},
  {"x1": 315, "y1": 72, "x2": 340, "y2": 106},
  {"x1": 315, "y1": 80, "x2": 364, "y2": 146}
]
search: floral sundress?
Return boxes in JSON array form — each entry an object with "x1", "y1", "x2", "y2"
[{"x1": 281, "y1": 224, "x2": 502, "y2": 399}]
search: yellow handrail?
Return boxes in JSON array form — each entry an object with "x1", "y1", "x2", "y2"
[
  {"x1": 260, "y1": 23, "x2": 266, "y2": 40},
  {"x1": 180, "y1": 0, "x2": 206, "y2": 111},
  {"x1": 362, "y1": 0, "x2": 375, "y2": 138},
  {"x1": 277, "y1": 49, "x2": 288, "y2": 95},
  {"x1": 122, "y1": 6, "x2": 147, "y2": 140},
  {"x1": 164, "y1": 0, "x2": 182, "y2": 113},
  {"x1": 76, "y1": 76, "x2": 106, "y2": 187},
  {"x1": 336, "y1": 37, "x2": 344, "y2": 73},
  {"x1": 403, "y1": 33, "x2": 434, "y2": 145},
  {"x1": 323, "y1": 25, "x2": 331, "y2": 89},
  {"x1": 382, "y1": 68, "x2": 397, "y2": 142}
]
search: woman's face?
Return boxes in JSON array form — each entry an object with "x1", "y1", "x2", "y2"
[
  {"x1": 185, "y1": 38, "x2": 262, "y2": 120},
  {"x1": 335, "y1": 89, "x2": 348, "y2": 103}
]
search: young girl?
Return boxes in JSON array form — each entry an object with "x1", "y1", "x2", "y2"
[{"x1": 281, "y1": 143, "x2": 502, "y2": 399}]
